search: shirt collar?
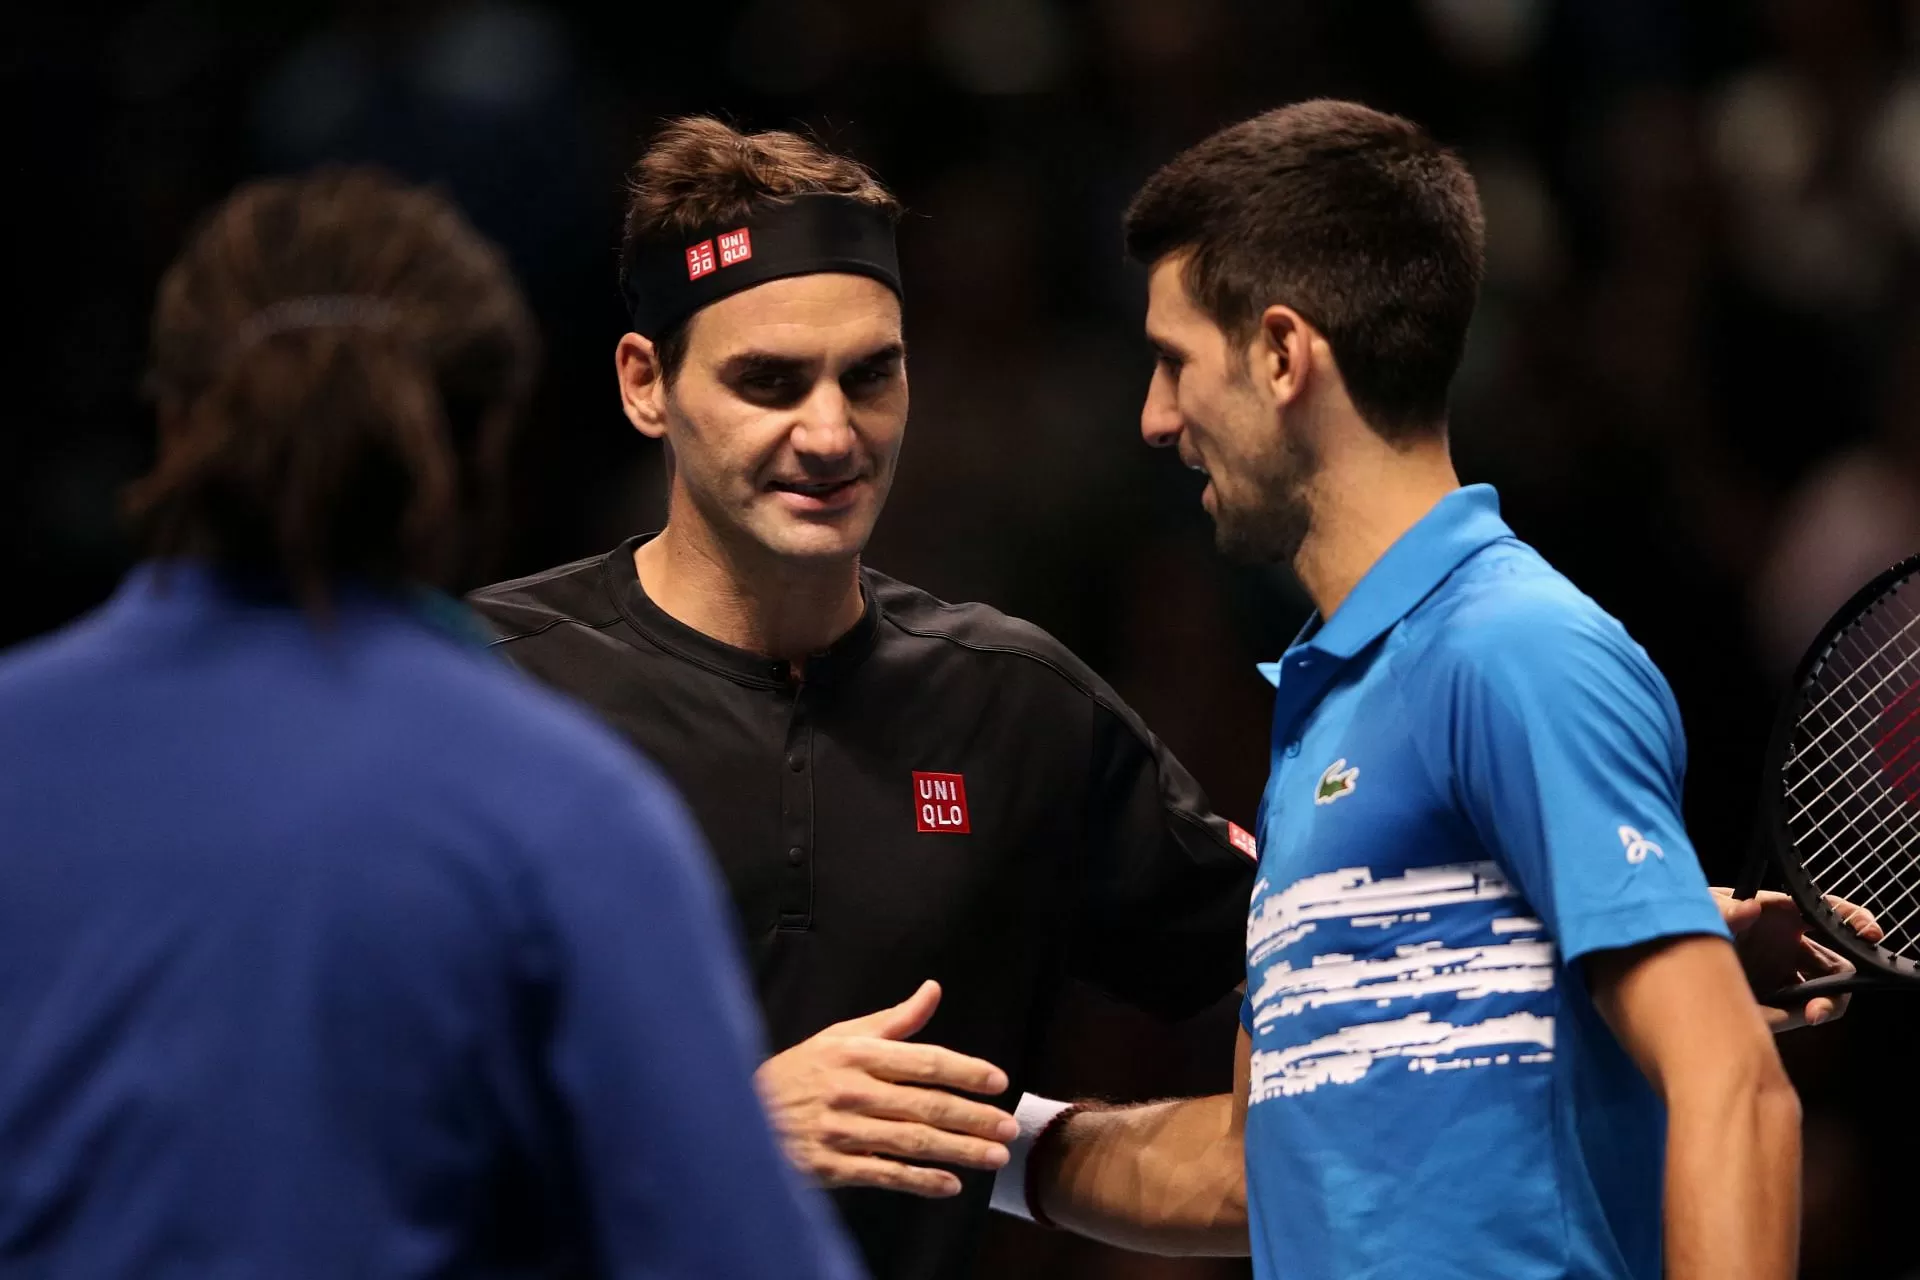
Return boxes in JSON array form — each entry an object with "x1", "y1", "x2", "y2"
[
  {"x1": 1259, "y1": 484, "x2": 1512, "y2": 686},
  {"x1": 605, "y1": 534, "x2": 882, "y2": 689},
  {"x1": 113, "y1": 561, "x2": 497, "y2": 651}
]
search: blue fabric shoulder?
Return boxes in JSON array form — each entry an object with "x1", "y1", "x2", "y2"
[{"x1": 1392, "y1": 546, "x2": 1728, "y2": 962}]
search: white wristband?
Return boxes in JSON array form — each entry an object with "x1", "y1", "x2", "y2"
[{"x1": 989, "y1": 1092, "x2": 1077, "y2": 1221}]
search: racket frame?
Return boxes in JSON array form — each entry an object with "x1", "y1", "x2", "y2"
[{"x1": 1735, "y1": 552, "x2": 1920, "y2": 993}]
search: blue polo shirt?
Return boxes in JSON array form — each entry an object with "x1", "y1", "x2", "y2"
[
  {"x1": 1242, "y1": 485, "x2": 1728, "y2": 1280},
  {"x1": 0, "y1": 564, "x2": 861, "y2": 1280}
]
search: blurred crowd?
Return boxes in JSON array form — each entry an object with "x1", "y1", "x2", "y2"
[{"x1": 9, "y1": 0, "x2": 1920, "y2": 1275}]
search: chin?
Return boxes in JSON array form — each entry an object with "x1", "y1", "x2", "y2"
[
  {"x1": 756, "y1": 516, "x2": 875, "y2": 564},
  {"x1": 1213, "y1": 501, "x2": 1309, "y2": 568}
]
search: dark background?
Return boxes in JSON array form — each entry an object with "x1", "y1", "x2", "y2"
[{"x1": 7, "y1": 0, "x2": 1918, "y2": 1275}]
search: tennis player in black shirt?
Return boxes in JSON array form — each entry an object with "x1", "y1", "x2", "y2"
[{"x1": 467, "y1": 118, "x2": 1257, "y2": 1280}]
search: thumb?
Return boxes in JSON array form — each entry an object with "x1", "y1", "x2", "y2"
[{"x1": 833, "y1": 980, "x2": 943, "y2": 1041}]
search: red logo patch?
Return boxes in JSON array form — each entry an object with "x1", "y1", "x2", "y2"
[
  {"x1": 914, "y1": 772, "x2": 971, "y2": 834},
  {"x1": 1227, "y1": 821, "x2": 1258, "y2": 861},
  {"x1": 717, "y1": 227, "x2": 753, "y2": 267},
  {"x1": 686, "y1": 239, "x2": 717, "y2": 280}
]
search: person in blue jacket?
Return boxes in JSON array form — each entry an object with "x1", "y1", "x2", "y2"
[{"x1": 0, "y1": 168, "x2": 862, "y2": 1280}]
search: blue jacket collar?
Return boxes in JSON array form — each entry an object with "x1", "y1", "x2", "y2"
[
  {"x1": 117, "y1": 561, "x2": 495, "y2": 652},
  {"x1": 1260, "y1": 485, "x2": 1512, "y2": 687}
]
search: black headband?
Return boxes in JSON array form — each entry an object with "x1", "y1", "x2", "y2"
[{"x1": 620, "y1": 193, "x2": 903, "y2": 338}]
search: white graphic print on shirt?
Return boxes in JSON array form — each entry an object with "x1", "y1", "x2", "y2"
[{"x1": 1245, "y1": 861, "x2": 1557, "y2": 1101}]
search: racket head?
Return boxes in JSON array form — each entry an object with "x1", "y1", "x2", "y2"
[{"x1": 1762, "y1": 553, "x2": 1920, "y2": 986}]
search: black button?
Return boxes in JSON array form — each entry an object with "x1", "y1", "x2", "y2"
[
  {"x1": 787, "y1": 846, "x2": 805, "y2": 866},
  {"x1": 787, "y1": 754, "x2": 805, "y2": 772}
]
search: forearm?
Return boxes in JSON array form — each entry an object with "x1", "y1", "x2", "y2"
[
  {"x1": 1029, "y1": 1095, "x2": 1248, "y2": 1256},
  {"x1": 1664, "y1": 1067, "x2": 1801, "y2": 1280}
]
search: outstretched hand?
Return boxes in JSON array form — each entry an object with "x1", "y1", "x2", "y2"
[
  {"x1": 1711, "y1": 887, "x2": 1884, "y2": 1032},
  {"x1": 754, "y1": 979, "x2": 1017, "y2": 1198}
]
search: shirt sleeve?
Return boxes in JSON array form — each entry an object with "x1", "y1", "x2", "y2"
[
  {"x1": 1074, "y1": 691, "x2": 1257, "y2": 1021},
  {"x1": 527, "y1": 755, "x2": 864, "y2": 1280},
  {"x1": 1423, "y1": 598, "x2": 1730, "y2": 964}
]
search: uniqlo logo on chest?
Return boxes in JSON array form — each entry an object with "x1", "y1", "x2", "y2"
[
  {"x1": 717, "y1": 227, "x2": 753, "y2": 267},
  {"x1": 685, "y1": 239, "x2": 717, "y2": 279},
  {"x1": 913, "y1": 772, "x2": 971, "y2": 834}
]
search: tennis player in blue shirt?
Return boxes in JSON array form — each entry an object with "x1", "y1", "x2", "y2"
[
  {"x1": 0, "y1": 171, "x2": 859, "y2": 1279},
  {"x1": 985, "y1": 101, "x2": 1855, "y2": 1279}
]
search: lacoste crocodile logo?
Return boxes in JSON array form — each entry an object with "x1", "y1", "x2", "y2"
[{"x1": 1314, "y1": 759, "x2": 1359, "y2": 806}]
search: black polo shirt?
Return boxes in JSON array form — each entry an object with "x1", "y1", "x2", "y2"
[{"x1": 468, "y1": 537, "x2": 1254, "y2": 1280}]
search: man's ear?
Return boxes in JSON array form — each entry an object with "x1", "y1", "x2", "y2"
[
  {"x1": 615, "y1": 332, "x2": 670, "y2": 439},
  {"x1": 1252, "y1": 304, "x2": 1314, "y2": 410}
]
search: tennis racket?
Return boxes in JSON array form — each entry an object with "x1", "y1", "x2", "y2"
[{"x1": 1734, "y1": 553, "x2": 1920, "y2": 1006}]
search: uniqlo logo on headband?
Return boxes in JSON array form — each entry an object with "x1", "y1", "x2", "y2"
[
  {"x1": 685, "y1": 239, "x2": 717, "y2": 280},
  {"x1": 914, "y1": 772, "x2": 971, "y2": 834},
  {"x1": 718, "y1": 227, "x2": 753, "y2": 267}
]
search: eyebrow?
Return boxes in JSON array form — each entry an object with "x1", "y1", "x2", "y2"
[
  {"x1": 1148, "y1": 335, "x2": 1189, "y2": 364},
  {"x1": 847, "y1": 341, "x2": 908, "y2": 370},
  {"x1": 717, "y1": 351, "x2": 809, "y2": 383},
  {"x1": 717, "y1": 341, "x2": 907, "y2": 383}
]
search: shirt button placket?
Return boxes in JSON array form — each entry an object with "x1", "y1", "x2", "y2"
[{"x1": 777, "y1": 689, "x2": 814, "y2": 931}]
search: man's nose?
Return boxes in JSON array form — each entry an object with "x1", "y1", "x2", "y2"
[
  {"x1": 1140, "y1": 365, "x2": 1182, "y2": 449},
  {"x1": 792, "y1": 382, "x2": 856, "y2": 459}
]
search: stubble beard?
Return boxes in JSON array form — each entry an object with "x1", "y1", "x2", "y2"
[{"x1": 1212, "y1": 428, "x2": 1319, "y2": 568}]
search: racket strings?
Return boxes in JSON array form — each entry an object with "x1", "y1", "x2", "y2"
[
  {"x1": 1786, "y1": 602, "x2": 1920, "y2": 813},
  {"x1": 1790, "y1": 605, "x2": 1920, "y2": 860},
  {"x1": 1785, "y1": 574, "x2": 1920, "y2": 961},
  {"x1": 1794, "y1": 640, "x2": 1920, "y2": 950},
  {"x1": 1798, "y1": 689, "x2": 1920, "y2": 879},
  {"x1": 1796, "y1": 672, "x2": 1920, "y2": 910}
]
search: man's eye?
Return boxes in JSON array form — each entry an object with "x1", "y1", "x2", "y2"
[
  {"x1": 1157, "y1": 354, "x2": 1184, "y2": 377},
  {"x1": 844, "y1": 365, "x2": 896, "y2": 395},
  {"x1": 738, "y1": 373, "x2": 803, "y2": 403}
]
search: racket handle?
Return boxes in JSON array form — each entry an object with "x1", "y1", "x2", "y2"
[
  {"x1": 1759, "y1": 970, "x2": 1879, "y2": 1008},
  {"x1": 1731, "y1": 831, "x2": 1770, "y2": 901}
]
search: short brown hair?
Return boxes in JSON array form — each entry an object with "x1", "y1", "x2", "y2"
[
  {"x1": 134, "y1": 168, "x2": 538, "y2": 608},
  {"x1": 618, "y1": 117, "x2": 900, "y2": 377},
  {"x1": 1124, "y1": 100, "x2": 1484, "y2": 440}
]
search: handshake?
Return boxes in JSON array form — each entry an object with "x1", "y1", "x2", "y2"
[{"x1": 759, "y1": 887, "x2": 1876, "y2": 1201}]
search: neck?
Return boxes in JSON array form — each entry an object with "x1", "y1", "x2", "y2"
[
  {"x1": 634, "y1": 502, "x2": 865, "y2": 664},
  {"x1": 1293, "y1": 426, "x2": 1460, "y2": 620}
]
